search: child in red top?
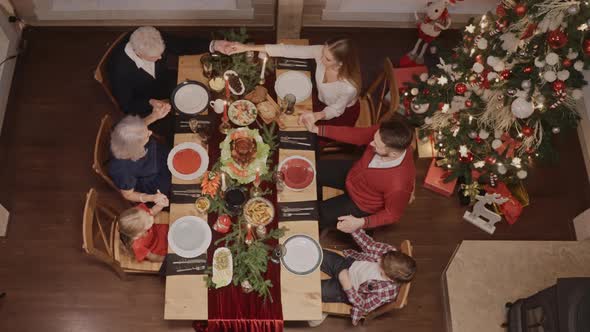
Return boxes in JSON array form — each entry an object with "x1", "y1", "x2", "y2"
[{"x1": 119, "y1": 195, "x2": 169, "y2": 262}]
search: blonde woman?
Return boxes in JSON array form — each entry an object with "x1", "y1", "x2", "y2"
[
  {"x1": 231, "y1": 38, "x2": 362, "y2": 127},
  {"x1": 109, "y1": 115, "x2": 171, "y2": 204},
  {"x1": 119, "y1": 199, "x2": 169, "y2": 262}
]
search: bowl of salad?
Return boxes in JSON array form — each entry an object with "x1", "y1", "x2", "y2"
[{"x1": 228, "y1": 99, "x2": 257, "y2": 126}]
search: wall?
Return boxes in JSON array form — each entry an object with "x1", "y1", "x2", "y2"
[{"x1": 12, "y1": 0, "x2": 275, "y2": 26}]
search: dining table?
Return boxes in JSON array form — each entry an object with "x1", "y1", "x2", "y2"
[{"x1": 163, "y1": 39, "x2": 323, "y2": 330}]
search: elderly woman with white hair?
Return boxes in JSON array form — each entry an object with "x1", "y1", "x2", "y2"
[
  {"x1": 108, "y1": 115, "x2": 171, "y2": 204},
  {"x1": 108, "y1": 26, "x2": 235, "y2": 130}
]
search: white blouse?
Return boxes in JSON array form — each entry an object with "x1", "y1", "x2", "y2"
[
  {"x1": 349, "y1": 260, "x2": 388, "y2": 290},
  {"x1": 265, "y1": 44, "x2": 358, "y2": 120}
]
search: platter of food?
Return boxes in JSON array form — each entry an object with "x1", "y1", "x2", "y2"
[
  {"x1": 167, "y1": 142, "x2": 209, "y2": 180},
  {"x1": 243, "y1": 197, "x2": 275, "y2": 226},
  {"x1": 228, "y1": 100, "x2": 257, "y2": 126},
  {"x1": 212, "y1": 247, "x2": 232, "y2": 288},
  {"x1": 219, "y1": 128, "x2": 270, "y2": 184},
  {"x1": 224, "y1": 70, "x2": 245, "y2": 95}
]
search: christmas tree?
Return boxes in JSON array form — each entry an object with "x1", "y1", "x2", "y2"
[{"x1": 404, "y1": 0, "x2": 590, "y2": 194}]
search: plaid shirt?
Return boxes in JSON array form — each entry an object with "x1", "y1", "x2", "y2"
[{"x1": 341, "y1": 229, "x2": 399, "y2": 325}]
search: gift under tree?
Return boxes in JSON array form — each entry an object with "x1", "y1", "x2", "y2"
[{"x1": 404, "y1": 0, "x2": 590, "y2": 209}]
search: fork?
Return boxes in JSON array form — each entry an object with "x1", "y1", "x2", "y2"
[
  {"x1": 282, "y1": 207, "x2": 314, "y2": 212},
  {"x1": 283, "y1": 212, "x2": 312, "y2": 217},
  {"x1": 280, "y1": 139, "x2": 311, "y2": 147},
  {"x1": 176, "y1": 266, "x2": 206, "y2": 272}
]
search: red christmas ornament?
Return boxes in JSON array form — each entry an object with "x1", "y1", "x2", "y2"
[
  {"x1": 496, "y1": 4, "x2": 506, "y2": 17},
  {"x1": 522, "y1": 126, "x2": 533, "y2": 137},
  {"x1": 399, "y1": 87, "x2": 407, "y2": 95},
  {"x1": 562, "y1": 58, "x2": 572, "y2": 67},
  {"x1": 547, "y1": 29, "x2": 568, "y2": 49},
  {"x1": 452, "y1": 53, "x2": 459, "y2": 59},
  {"x1": 552, "y1": 80, "x2": 566, "y2": 92},
  {"x1": 460, "y1": 153, "x2": 474, "y2": 163},
  {"x1": 455, "y1": 83, "x2": 467, "y2": 95},
  {"x1": 523, "y1": 66, "x2": 533, "y2": 74},
  {"x1": 485, "y1": 156, "x2": 497, "y2": 164},
  {"x1": 465, "y1": 99, "x2": 473, "y2": 108},
  {"x1": 438, "y1": 102, "x2": 445, "y2": 110},
  {"x1": 423, "y1": 88, "x2": 430, "y2": 95},
  {"x1": 584, "y1": 39, "x2": 590, "y2": 56},
  {"x1": 466, "y1": 36, "x2": 473, "y2": 43},
  {"x1": 521, "y1": 23, "x2": 538, "y2": 40},
  {"x1": 514, "y1": 4, "x2": 527, "y2": 16},
  {"x1": 475, "y1": 54, "x2": 484, "y2": 63},
  {"x1": 501, "y1": 70, "x2": 511, "y2": 80},
  {"x1": 403, "y1": 98, "x2": 411, "y2": 109},
  {"x1": 475, "y1": 136, "x2": 483, "y2": 144}
]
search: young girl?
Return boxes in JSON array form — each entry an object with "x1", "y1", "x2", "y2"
[
  {"x1": 231, "y1": 38, "x2": 362, "y2": 127},
  {"x1": 118, "y1": 195, "x2": 169, "y2": 262}
]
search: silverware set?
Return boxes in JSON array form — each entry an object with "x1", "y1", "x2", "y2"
[
  {"x1": 280, "y1": 136, "x2": 311, "y2": 147},
  {"x1": 173, "y1": 258, "x2": 206, "y2": 265},
  {"x1": 281, "y1": 206, "x2": 314, "y2": 217},
  {"x1": 283, "y1": 212, "x2": 312, "y2": 217},
  {"x1": 279, "y1": 59, "x2": 308, "y2": 68},
  {"x1": 176, "y1": 266, "x2": 206, "y2": 273},
  {"x1": 172, "y1": 189, "x2": 202, "y2": 198}
]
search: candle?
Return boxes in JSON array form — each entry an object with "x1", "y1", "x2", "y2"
[
  {"x1": 245, "y1": 224, "x2": 254, "y2": 245},
  {"x1": 225, "y1": 77, "x2": 230, "y2": 99},
  {"x1": 221, "y1": 172, "x2": 227, "y2": 191},
  {"x1": 223, "y1": 100, "x2": 228, "y2": 122},
  {"x1": 260, "y1": 54, "x2": 268, "y2": 80}
]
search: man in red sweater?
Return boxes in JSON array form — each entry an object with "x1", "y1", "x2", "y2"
[{"x1": 302, "y1": 114, "x2": 415, "y2": 232}]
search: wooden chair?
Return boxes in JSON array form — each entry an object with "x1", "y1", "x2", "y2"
[
  {"x1": 82, "y1": 188, "x2": 167, "y2": 279},
  {"x1": 320, "y1": 241, "x2": 414, "y2": 323},
  {"x1": 94, "y1": 32, "x2": 128, "y2": 114},
  {"x1": 93, "y1": 114, "x2": 121, "y2": 193}
]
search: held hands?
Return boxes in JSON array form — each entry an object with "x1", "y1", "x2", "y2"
[
  {"x1": 227, "y1": 42, "x2": 250, "y2": 55},
  {"x1": 149, "y1": 99, "x2": 171, "y2": 120},
  {"x1": 212, "y1": 40, "x2": 240, "y2": 55},
  {"x1": 153, "y1": 190, "x2": 169, "y2": 207},
  {"x1": 336, "y1": 215, "x2": 364, "y2": 233},
  {"x1": 299, "y1": 113, "x2": 319, "y2": 134}
]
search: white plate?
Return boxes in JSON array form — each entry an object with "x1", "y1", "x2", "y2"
[
  {"x1": 274, "y1": 71, "x2": 312, "y2": 104},
  {"x1": 167, "y1": 142, "x2": 209, "y2": 181},
  {"x1": 168, "y1": 216, "x2": 212, "y2": 258},
  {"x1": 173, "y1": 83, "x2": 209, "y2": 114},
  {"x1": 281, "y1": 234, "x2": 323, "y2": 275}
]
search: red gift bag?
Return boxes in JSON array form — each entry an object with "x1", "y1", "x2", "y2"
[{"x1": 423, "y1": 159, "x2": 457, "y2": 197}]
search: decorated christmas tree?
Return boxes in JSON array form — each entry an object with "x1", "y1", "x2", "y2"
[{"x1": 404, "y1": 0, "x2": 590, "y2": 197}]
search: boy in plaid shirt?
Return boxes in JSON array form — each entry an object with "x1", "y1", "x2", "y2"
[{"x1": 316, "y1": 228, "x2": 416, "y2": 326}]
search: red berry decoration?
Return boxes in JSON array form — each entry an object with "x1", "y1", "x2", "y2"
[
  {"x1": 423, "y1": 88, "x2": 430, "y2": 95},
  {"x1": 501, "y1": 70, "x2": 511, "y2": 80},
  {"x1": 460, "y1": 153, "x2": 474, "y2": 163},
  {"x1": 552, "y1": 80, "x2": 566, "y2": 92},
  {"x1": 475, "y1": 54, "x2": 484, "y2": 63},
  {"x1": 563, "y1": 58, "x2": 572, "y2": 67},
  {"x1": 465, "y1": 99, "x2": 473, "y2": 108},
  {"x1": 485, "y1": 156, "x2": 497, "y2": 164},
  {"x1": 547, "y1": 29, "x2": 568, "y2": 49},
  {"x1": 475, "y1": 137, "x2": 483, "y2": 144},
  {"x1": 496, "y1": 4, "x2": 506, "y2": 17},
  {"x1": 523, "y1": 66, "x2": 533, "y2": 74},
  {"x1": 522, "y1": 126, "x2": 533, "y2": 137},
  {"x1": 514, "y1": 4, "x2": 527, "y2": 16},
  {"x1": 584, "y1": 39, "x2": 590, "y2": 56},
  {"x1": 455, "y1": 83, "x2": 467, "y2": 95}
]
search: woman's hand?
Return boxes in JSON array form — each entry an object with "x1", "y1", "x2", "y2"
[
  {"x1": 212, "y1": 40, "x2": 239, "y2": 55},
  {"x1": 149, "y1": 99, "x2": 171, "y2": 120},
  {"x1": 227, "y1": 42, "x2": 249, "y2": 55},
  {"x1": 152, "y1": 191, "x2": 168, "y2": 205},
  {"x1": 299, "y1": 113, "x2": 319, "y2": 134},
  {"x1": 336, "y1": 215, "x2": 364, "y2": 233}
]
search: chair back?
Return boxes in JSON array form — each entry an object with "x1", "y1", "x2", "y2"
[
  {"x1": 82, "y1": 188, "x2": 126, "y2": 279},
  {"x1": 94, "y1": 32, "x2": 128, "y2": 113},
  {"x1": 93, "y1": 114, "x2": 120, "y2": 193},
  {"x1": 363, "y1": 57, "x2": 397, "y2": 125}
]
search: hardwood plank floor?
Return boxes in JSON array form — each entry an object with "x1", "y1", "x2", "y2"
[{"x1": 0, "y1": 27, "x2": 588, "y2": 332}]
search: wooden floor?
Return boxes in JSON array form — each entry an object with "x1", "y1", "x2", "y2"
[{"x1": 0, "y1": 27, "x2": 588, "y2": 332}]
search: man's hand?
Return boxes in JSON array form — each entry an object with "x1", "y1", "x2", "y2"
[
  {"x1": 336, "y1": 215, "x2": 364, "y2": 233},
  {"x1": 213, "y1": 40, "x2": 239, "y2": 55},
  {"x1": 338, "y1": 269, "x2": 352, "y2": 290},
  {"x1": 299, "y1": 113, "x2": 319, "y2": 134},
  {"x1": 149, "y1": 99, "x2": 171, "y2": 120}
]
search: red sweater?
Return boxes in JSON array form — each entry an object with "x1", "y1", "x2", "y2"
[{"x1": 319, "y1": 125, "x2": 415, "y2": 228}]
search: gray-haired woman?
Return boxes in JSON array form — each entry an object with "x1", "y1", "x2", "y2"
[{"x1": 108, "y1": 115, "x2": 171, "y2": 204}]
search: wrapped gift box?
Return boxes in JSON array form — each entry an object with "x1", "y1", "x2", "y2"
[
  {"x1": 424, "y1": 159, "x2": 457, "y2": 197},
  {"x1": 415, "y1": 129, "x2": 439, "y2": 158}
]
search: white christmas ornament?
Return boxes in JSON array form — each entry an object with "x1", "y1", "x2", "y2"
[
  {"x1": 497, "y1": 164, "x2": 507, "y2": 175},
  {"x1": 473, "y1": 63, "x2": 484, "y2": 73},
  {"x1": 567, "y1": 49, "x2": 579, "y2": 60},
  {"x1": 494, "y1": 129, "x2": 503, "y2": 139},
  {"x1": 521, "y1": 80, "x2": 531, "y2": 90},
  {"x1": 487, "y1": 72, "x2": 499, "y2": 81},
  {"x1": 534, "y1": 57, "x2": 546, "y2": 68},
  {"x1": 437, "y1": 76, "x2": 449, "y2": 85},
  {"x1": 517, "y1": 170, "x2": 528, "y2": 179},
  {"x1": 459, "y1": 145, "x2": 469, "y2": 157},
  {"x1": 420, "y1": 73, "x2": 429, "y2": 82},
  {"x1": 572, "y1": 89, "x2": 583, "y2": 100},
  {"x1": 427, "y1": 78, "x2": 436, "y2": 85},
  {"x1": 500, "y1": 32, "x2": 519, "y2": 52},
  {"x1": 477, "y1": 38, "x2": 488, "y2": 50},
  {"x1": 574, "y1": 61, "x2": 584, "y2": 71},
  {"x1": 557, "y1": 70, "x2": 570, "y2": 81},
  {"x1": 411, "y1": 101, "x2": 430, "y2": 114},
  {"x1": 465, "y1": 24, "x2": 476, "y2": 33},
  {"x1": 492, "y1": 139, "x2": 502, "y2": 149},
  {"x1": 411, "y1": 88, "x2": 419, "y2": 96},
  {"x1": 493, "y1": 62, "x2": 505, "y2": 72},
  {"x1": 545, "y1": 53, "x2": 559, "y2": 66},
  {"x1": 424, "y1": 116, "x2": 433, "y2": 125},
  {"x1": 544, "y1": 71, "x2": 557, "y2": 82},
  {"x1": 487, "y1": 56, "x2": 499, "y2": 66},
  {"x1": 538, "y1": 12, "x2": 564, "y2": 33},
  {"x1": 474, "y1": 161, "x2": 485, "y2": 168},
  {"x1": 511, "y1": 157, "x2": 521, "y2": 168},
  {"x1": 479, "y1": 129, "x2": 490, "y2": 139},
  {"x1": 511, "y1": 97, "x2": 534, "y2": 119}
]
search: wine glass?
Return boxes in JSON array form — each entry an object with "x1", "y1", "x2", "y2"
[
  {"x1": 273, "y1": 170, "x2": 285, "y2": 193},
  {"x1": 281, "y1": 94, "x2": 296, "y2": 115}
]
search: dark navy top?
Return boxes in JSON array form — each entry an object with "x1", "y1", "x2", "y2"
[{"x1": 108, "y1": 139, "x2": 171, "y2": 195}]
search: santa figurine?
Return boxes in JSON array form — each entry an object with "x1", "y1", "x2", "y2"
[{"x1": 406, "y1": 0, "x2": 460, "y2": 64}]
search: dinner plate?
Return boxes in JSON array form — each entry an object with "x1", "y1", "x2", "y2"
[
  {"x1": 281, "y1": 234, "x2": 323, "y2": 275},
  {"x1": 274, "y1": 71, "x2": 312, "y2": 104},
  {"x1": 168, "y1": 216, "x2": 212, "y2": 258},
  {"x1": 167, "y1": 142, "x2": 209, "y2": 180},
  {"x1": 278, "y1": 156, "x2": 315, "y2": 191},
  {"x1": 171, "y1": 80, "x2": 210, "y2": 114}
]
